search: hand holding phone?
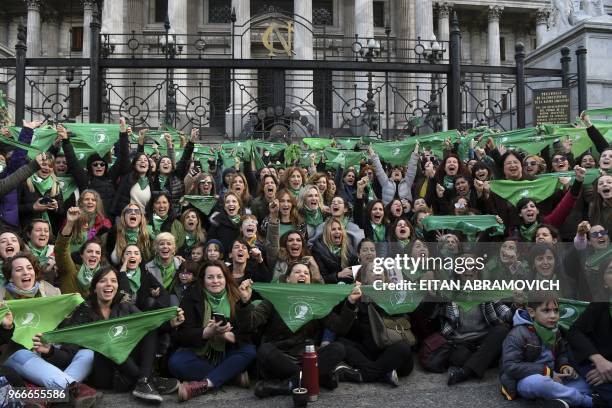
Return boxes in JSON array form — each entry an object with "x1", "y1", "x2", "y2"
[{"x1": 212, "y1": 313, "x2": 227, "y2": 326}]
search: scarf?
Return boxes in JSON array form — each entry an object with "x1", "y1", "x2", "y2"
[
  {"x1": 415, "y1": 225, "x2": 424, "y2": 240},
  {"x1": 371, "y1": 223, "x2": 386, "y2": 243},
  {"x1": 124, "y1": 228, "x2": 139, "y2": 245},
  {"x1": 27, "y1": 242, "x2": 49, "y2": 266},
  {"x1": 443, "y1": 175, "x2": 455, "y2": 190},
  {"x1": 246, "y1": 236, "x2": 257, "y2": 247},
  {"x1": 399, "y1": 239, "x2": 411, "y2": 248},
  {"x1": 289, "y1": 187, "x2": 302, "y2": 197},
  {"x1": 158, "y1": 175, "x2": 167, "y2": 188},
  {"x1": 367, "y1": 181, "x2": 376, "y2": 201},
  {"x1": 156, "y1": 257, "x2": 176, "y2": 289},
  {"x1": 229, "y1": 215, "x2": 241, "y2": 225},
  {"x1": 197, "y1": 289, "x2": 231, "y2": 365},
  {"x1": 77, "y1": 264, "x2": 100, "y2": 291},
  {"x1": 519, "y1": 222, "x2": 540, "y2": 242},
  {"x1": 30, "y1": 174, "x2": 54, "y2": 196},
  {"x1": 152, "y1": 214, "x2": 167, "y2": 234},
  {"x1": 185, "y1": 233, "x2": 197, "y2": 250},
  {"x1": 126, "y1": 267, "x2": 142, "y2": 294},
  {"x1": 340, "y1": 216, "x2": 349, "y2": 230},
  {"x1": 329, "y1": 244, "x2": 341, "y2": 256},
  {"x1": 137, "y1": 176, "x2": 149, "y2": 190},
  {"x1": 304, "y1": 207, "x2": 324, "y2": 227},
  {"x1": 533, "y1": 320, "x2": 558, "y2": 350},
  {"x1": 5, "y1": 281, "x2": 41, "y2": 298},
  {"x1": 585, "y1": 246, "x2": 612, "y2": 271}
]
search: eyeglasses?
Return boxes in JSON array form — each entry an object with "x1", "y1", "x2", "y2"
[
  {"x1": 590, "y1": 230, "x2": 608, "y2": 238},
  {"x1": 179, "y1": 271, "x2": 194, "y2": 275},
  {"x1": 125, "y1": 208, "x2": 141, "y2": 215},
  {"x1": 524, "y1": 161, "x2": 538, "y2": 167},
  {"x1": 91, "y1": 162, "x2": 106, "y2": 168},
  {"x1": 199, "y1": 180, "x2": 212, "y2": 185},
  {"x1": 552, "y1": 157, "x2": 568, "y2": 164}
]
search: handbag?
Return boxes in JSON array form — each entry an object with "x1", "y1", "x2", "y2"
[
  {"x1": 418, "y1": 332, "x2": 452, "y2": 373},
  {"x1": 368, "y1": 303, "x2": 417, "y2": 349}
]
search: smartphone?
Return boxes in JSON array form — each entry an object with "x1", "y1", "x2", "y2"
[
  {"x1": 212, "y1": 313, "x2": 227, "y2": 326},
  {"x1": 39, "y1": 195, "x2": 54, "y2": 205}
]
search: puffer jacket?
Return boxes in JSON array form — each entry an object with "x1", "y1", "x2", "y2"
[
  {"x1": 370, "y1": 151, "x2": 419, "y2": 205},
  {"x1": 499, "y1": 309, "x2": 571, "y2": 400},
  {"x1": 308, "y1": 219, "x2": 365, "y2": 255}
]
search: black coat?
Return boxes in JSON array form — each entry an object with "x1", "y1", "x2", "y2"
[
  {"x1": 207, "y1": 211, "x2": 240, "y2": 258},
  {"x1": 311, "y1": 237, "x2": 358, "y2": 284},
  {"x1": 567, "y1": 302, "x2": 612, "y2": 365},
  {"x1": 18, "y1": 181, "x2": 65, "y2": 233},
  {"x1": 117, "y1": 265, "x2": 170, "y2": 312}
]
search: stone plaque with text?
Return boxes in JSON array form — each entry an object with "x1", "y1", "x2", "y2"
[{"x1": 533, "y1": 88, "x2": 571, "y2": 125}]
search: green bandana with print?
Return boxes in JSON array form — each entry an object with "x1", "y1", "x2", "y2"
[
  {"x1": 126, "y1": 267, "x2": 141, "y2": 294},
  {"x1": 152, "y1": 214, "x2": 167, "y2": 234},
  {"x1": 289, "y1": 187, "x2": 302, "y2": 197},
  {"x1": 533, "y1": 320, "x2": 558, "y2": 350},
  {"x1": 399, "y1": 239, "x2": 411, "y2": 248},
  {"x1": 155, "y1": 257, "x2": 176, "y2": 289},
  {"x1": 367, "y1": 181, "x2": 376, "y2": 201},
  {"x1": 30, "y1": 174, "x2": 54, "y2": 196},
  {"x1": 27, "y1": 243, "x2": 49, "y2": 266},
  {"x1": 77, "y1": 264, "x2": 100, "y2": 291},
  {"x1": 158, "y1": 175, "x2": 167, "y2": 188},
  {"x1": 125, "y1": 228, "x2": 139, "y2": 245},
  {"x1": 137, "y1": 176, "x2": 149, "y2": 190},
  {"x1": 371, "y1": 223, "x2": 386, "y2": 243},
  {"x1": 519, "y1": 222, "x2": 540, "y2": 242},
  {"x1": 229, "y1": 215, "x2": 241, "y2": 225},
  {"x1": 329, "y1": 245, "x2": 341, "y2": 256},
  {"x1": 443, "y1": 175, "x2": 455, "y2": 190},
  {"x1": 304, "y1": 207, "x2": 324, "y2": 227},
  {"x1": 185, "y1": 233, "x2": 197, "y2": 250}
]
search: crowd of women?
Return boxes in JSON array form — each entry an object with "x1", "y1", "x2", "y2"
[{"x1": 0, "y1": 113, "x2": 610, "y2": 408}]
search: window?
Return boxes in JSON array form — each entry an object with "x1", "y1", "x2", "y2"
[
  {"x1": 209, "y1": 68, "x2": 230, "y2": 129},
  {"x1": 70, "y1": 27, "x2": 83, "y2": 52},
  {"x1": 209, "y1": 0, "x2": 232, "y2": 23},
  {"x1": 313, "y1": 0, "x2": 333, "y2": 26},
  {"x1": 373, "y1": 1, "x2": 385, "y2": 28},
  {"x1": 500, "y1": 37, "x2": 506, "y2": 62},
  {"x1": 154, "y1": 0, "x2": 168, "y2": 23},
  {"x1": 251, "y1": 0, "x2": 293, "y2": 16},
  {"x1": 68, "y1": 87, "x2": 83, "y2": 119}
]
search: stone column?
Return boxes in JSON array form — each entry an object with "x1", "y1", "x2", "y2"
[
  {"x1": 292, "y1": 0, "x2": 315, "y2": 130},
  {"x1": 535, "y1": 9, "x2": 549, "y2": 47},
  {"x1": 0, "y1": 12, "x2": 9, "y2": 46},
  {"x1": 82, "y1": 0, "x2": 95, "y2": 58},
  {"x1": 437, "y1": 2, "x2": 452, "y2": 131},
  {"x1": 25, "y1": 0, "x2": 42, "y2": 58},
  {"x1": 416, "y1": 0, "x2": 434, "y2": 42},
  {"x1": 394, "y1": 0, "x2": 413, "y2": 135},
  {"x1": 354, "y1": 0, "x2": 374, "y2": 135},
  {"x1": 339, "y1": 0, "x2": 355, "y2": 129},
  {"x1": 469, "y1": 26, "x2": 484, "y2": 125},
  {"x1": 227, "y1": 0, "x2": 253, "y2": 138},
  {"x1": 101, "y1": 0, "x2": 125, "y2": 122},
  {"x1": 487, "y1": 6, "x2": 503, "y2": 114},
  {"x1": 168, "y1": 0, "x2": 189, "y2": 128}
]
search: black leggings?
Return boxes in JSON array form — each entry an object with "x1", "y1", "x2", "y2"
[
  {"x1": 89, "y1": 330, "x2": 158, "y2": 390},
  {"x1": 339, "y1": 338, "x2": 414, "y2": 381},
  {"x1": 256, "y1": 341, "x2": 345, "y2": 381},
  {"x1": 449, "y1": 325, "x2": 508, "y2": 377}
]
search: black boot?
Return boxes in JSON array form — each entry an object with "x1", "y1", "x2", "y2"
[
  {"x1": 447, "y1": 366, "x2": 471, "y2": 386},
  {"x1": 254, "y1": 379, "x2": 292, "y2": 398}
]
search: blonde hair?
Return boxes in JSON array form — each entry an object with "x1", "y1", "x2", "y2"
[
  {"x1": 71, "y1": 189, "x2": 107, "y2": 243},
  {"x1": 116, "y1": 202, "x2": 151, "y2": 260},
  {"x1": 154, "y1": 232, "x2": 176, "y2": 256},
  {"x1": 230, "y1": 173, "x2": 251, "y2": 204},
  {"x1": 322, "y1": 218, "x2": 350, "y2": 269},
  {"x1": 297, "y1": 184, "x2": 323, "y2": 212},
  {"x1": 180, "y1": 208, "x2": 206, "y2": 243},
  {"x1": 27, "y1": 154, "x2": 60, "y2": 196}
]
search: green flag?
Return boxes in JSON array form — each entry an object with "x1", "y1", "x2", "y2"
[
  {"x1": 57, "y1": 176, "x2": 78, "y2": 201},
  {"x1": 42, "y1": 307, "x2": 178, "y2": 364},
  {"x1": 490, "y1": 178, "x2": 560, "y2": 206},
  {"x1": 558, "y1": 298, "x2": 589, "y2": 330},
  {"x1": 325, "y1": 148, "x2": 365, "y2": 169},
  {"x1": 303, "y1": 138, "x2": 334, "y2": 150},
  {"x1": 584, "y1": 107, "x2": 612, "y2": 118},
  {"x1": 360, "y1": 286, "x2": 424, "y2": 315},
  {"x1": 284, "y1": 144, "x2": 302, "y2": 166},
  {"x1": 252, "y1": 283, "x2": 352, "y2": 332},
  {"x1": 372, "y1": 140, "x2": 413, "y2": 166},
  {"x1": 7, "y1": 294, "x2": 84, "y2": 349},
  {"x1": 0, "y1": 133, "x2": 43, "y2": 156},
  {"x1": 182, "y1": 195, "x2": 218, "y2": 215},
  {"x1": 63, "y1": 123, "x2": 120, "y2": 158},
  {"x1": 334, "y1": 137, "x2": 362, "y2": 150},
  {"x1": 0, "y1": 303, "x2": 8, "y2": 321},
  {"x1": 537, "y1": 168, "x2": 600, "y2": 186},
  {"x1": 421, "y1": 215, "x2": 505, "y2": 239},
  {"x1": 253, "y1": 140, "x2": 287, "y2": 156}
]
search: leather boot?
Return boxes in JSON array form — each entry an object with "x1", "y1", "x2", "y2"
[
  {"x1": 178, "y1": 380, "x2": 209, "y2": 402},
  {"x1": 253, "y1": 379, "x2": 292, "y2": 398}
]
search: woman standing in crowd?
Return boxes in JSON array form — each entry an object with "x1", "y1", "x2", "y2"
[
  {"x1": 297, "y1": 184, "x2": 326, "y2": 239},
  {"x1": 208, "y1": 192, "x2": 244, "y2": 258},
  {"x1": 261, "y1": 189, "x2": 307, "y2": 240},
  {"x1": 311, "y1": 218, "x2": 358, "y2": 284},
  {"x1": 66, "y1": 189, "x2": 112, "y2": 253},
  {"x1": 145, "y1": 232, "x2": 183, "y2": 290},
  {"x1": 112, "y1": 153, "x2": 153, "y2": 217},
  {"x1": 24, "y1": 218, "x2": 56, "y2": 283},
  {"x1": 107, "y1": 203, "x2": 152, "y2": 267},
  {"x1": 146, "y1": 192, "x2": 181, "y2": 241}
]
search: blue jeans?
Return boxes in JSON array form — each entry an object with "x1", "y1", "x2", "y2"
[
  {"x1": 4, "y1": 348, "x2": 94, "y2": 389},
  {"x1": 168, "y1": 344, "x2": 256, "y2": 387},
  {"x1": 517, "y1": 374, "x2": 592, "y2": 407}
]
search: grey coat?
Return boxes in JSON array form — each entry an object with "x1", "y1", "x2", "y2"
[{"x1": 371, "y1": 151, "x2": 419, "y2": 205}]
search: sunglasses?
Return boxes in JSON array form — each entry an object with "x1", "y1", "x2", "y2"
[
  {"x1": 199, "y1": 180, "x2": 212, "y2": 184},
  {"x1": 91, "y1": 162, "x2": 106, "y2": 168},
  {"x1": 125, "y1": 208, "x2": 141, "y2": 215},
  {"x1": 524, "y1": 161, "x2": 538, "y2": 167},
  {"x1": 590, "y1": 230, "x2": 608, "y2": 238},
  {"x1": 552, "y1": 157, "x2": 568, "y2": 164}
]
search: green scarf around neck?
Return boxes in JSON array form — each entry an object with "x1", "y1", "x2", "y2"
[
  {"x1": 229, "y1": 214, "x2": 241, "y2": 225},
  {"x1": 126, "y1": 267, "x2": 142, "y2": 294},
  {"x1": 125, "y1": 228, "x2": 139, "y2": 245},
  {"x1": 152, "y1": 214, "x2": 167, "y2": 234},
  {"x1": 158, "y1": 175, "x2": 167, "y2": 188},
  {"x1": 196, "y1": 289, "x2": 231, "y2": 365},
  {"x1": 329, "y1": 244, "x2": 341, "y2": 256},
  {"x1": 519, "y1": 222, "x2": 540, "y2": 242},
  {"x1": 304, "y1": 207, "x2": 324, "y2": 227},
  {"x1": 443, "y1": 175, "x2": 455, "y2": 190},
  {"x1": 156, "y1": 256, "x2": 176, "y2": 289},
  {"x1": 371, "y1": 223, "x2": 386, "y2": 243},
  {"x1": 77, "y1": 263, "x2": 100, "y2": 291},
  {"x1": 30, "y1": 174, "x2": 54, "y2": 196},
  {"x1": 137, "y1": 176, "x2": 149, "y2": 190},
  {"x1": 27, "y1": 242, "x2": 49, "y2": 266},
  {"x1": 399, "y1": 239, "x2": 411, "y2": 248},
  {"x1": 533, "y1": 320, "x2": 558, "y2": 350},
  {"x1": 289, "y1": 187, "x2": 302, "y2": 197},
  {"x1": 585, "y1": 246, "x2": 612, "y2": 271}
]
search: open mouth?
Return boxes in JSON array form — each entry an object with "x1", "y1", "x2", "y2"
[
  {"x1": 297, "y1": 278, "x2": 306, "y2": 284},
  {"x1": 102, "y1": 288, "x2": 114, "y2": 296},
  {"x1": 372, "y1": 214, "x2": 382, "y2": 222},
  {"x1": 227, "y1": 205, "x2": 237, "y2": 214},
  {"x1": 5, "y1": 245, "x2": 15, "y2": 256},
  {"x1": 267, "y1": 187, "x2": 275, "y2": 194},
  {"x1": 289, "y1": 246, "x2": 301, "y2": 256},
  {"x1": 21, "y1": 276, "x2": 32, "y2": 285},
  {"x1": 399, "y1": 228, "x2": 407, "y2": 235},
  {"x1": 245, "y1": 226, "x2": 256, "y2": 235}
]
